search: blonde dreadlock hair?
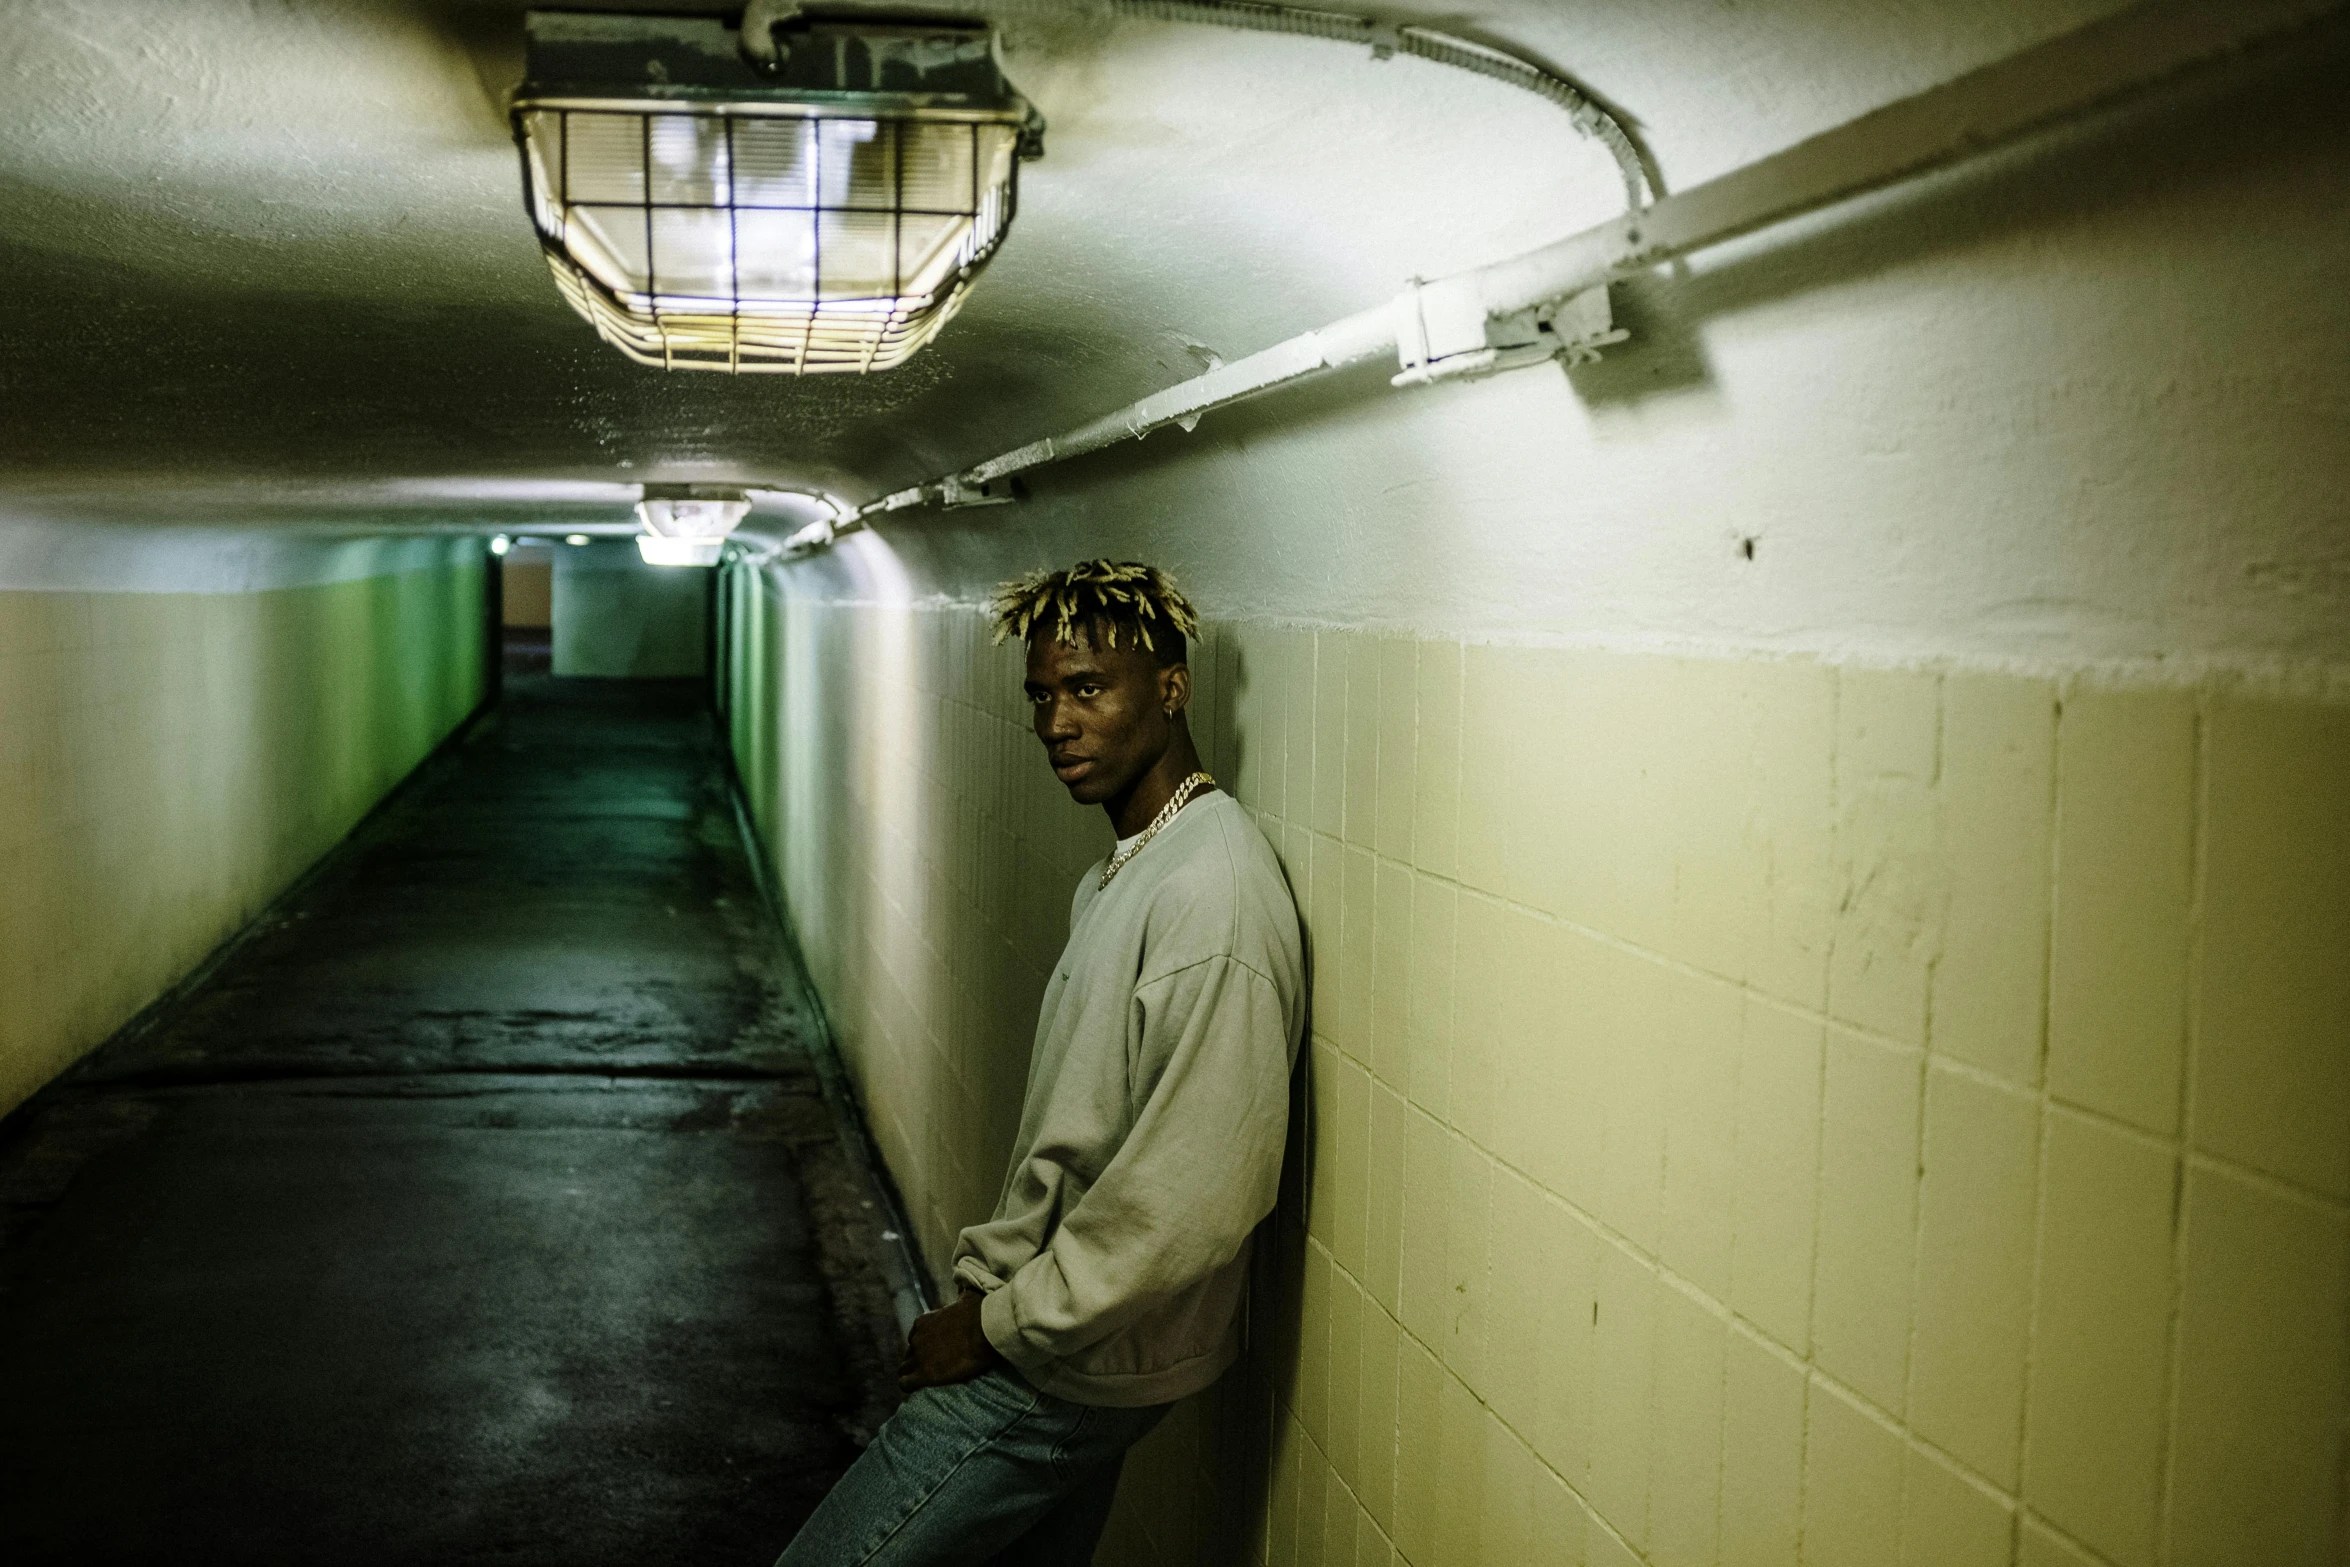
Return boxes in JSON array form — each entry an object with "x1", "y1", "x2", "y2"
[{"x1": 992, "y1": 560, "x2": 1201, "y2": 667}]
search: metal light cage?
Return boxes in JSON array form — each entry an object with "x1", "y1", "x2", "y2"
[{"x1": 512, "y1": 12, "x2": 1037, "y2": 374}]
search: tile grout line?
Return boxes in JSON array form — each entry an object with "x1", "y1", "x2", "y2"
[
  {"x1": 2006, "y1": 682, "x2": 2071, "y2": 1567},
  {"x1": 1317, "y1": 1210, "x2": 2066, "y2": 1567},
  {"x1": 1892, "y1": 667, "x2": 1953, "y2": 1561},
  {"x1": 2153, "y1": 692, "x2": 2214, "y2": 1567},
  {"x1": 1331, "y1": 1147, "x2": 2034, "y2": 1516},
  {"x1": 777, "y1": 603, "x2": 2346, "y2": 1566}
]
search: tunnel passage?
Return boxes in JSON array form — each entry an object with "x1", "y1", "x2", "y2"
[{"x1": 0, "y1": 671, "x2": 905, "y2": 1566}]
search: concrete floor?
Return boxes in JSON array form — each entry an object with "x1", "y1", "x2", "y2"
[{"x1": 0, "y1": 673, "x2": 906, "y2": 1565}]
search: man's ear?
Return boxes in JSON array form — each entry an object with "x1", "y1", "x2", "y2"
[{"x1": 1159, "y1": 661, "x2": 1191, "y2": 717}]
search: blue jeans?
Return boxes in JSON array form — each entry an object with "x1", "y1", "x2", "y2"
[{"x1": 773, "y1": 1367, "x2": 1169, "y2": 1566}]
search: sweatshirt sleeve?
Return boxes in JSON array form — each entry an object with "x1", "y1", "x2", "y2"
[{"x1": 980, "y1": 952, "x2": 1293, "y2": 1375}]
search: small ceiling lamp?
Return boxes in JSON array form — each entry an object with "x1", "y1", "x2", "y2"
[
  {"x1": 638, "y1": 537, "x2": 726, "y2": 567},
  {"x1": 636, "y1": 482, "x2": 750, "y2": 567},
  {"x1": 511, "y1": 8, "x2": 1044, "y2": 374}
]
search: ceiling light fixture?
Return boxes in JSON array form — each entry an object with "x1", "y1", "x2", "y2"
[
  {"x1": 511, "y1": 8, "x2": 1044, "y2": 374},
  {"x1": 635, "y1": 482, "x2": 750, "y2": 568},
  {"x1": 638, "y1": 536, "x2": 727, "y2": 567}
]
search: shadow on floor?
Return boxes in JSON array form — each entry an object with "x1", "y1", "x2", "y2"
[{"x1": 0, "y1": 673, "x2": 903, "y2": 1566}]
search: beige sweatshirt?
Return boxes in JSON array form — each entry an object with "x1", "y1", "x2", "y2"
[{"x1": 952, "y1": 790, "x2": 1304, "y2": 1407}]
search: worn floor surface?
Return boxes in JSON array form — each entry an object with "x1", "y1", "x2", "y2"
[{"x1": 0, "y1": 674, "x2": 903, "y2": 1566}]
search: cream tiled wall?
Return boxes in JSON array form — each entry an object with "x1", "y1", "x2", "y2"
[
  {"x1": 0, "y1": 559, "x2": 486, "y2": 1113},
  {"x1": 724, "y1": 576, "x2": 2348, "y2": 1567}
]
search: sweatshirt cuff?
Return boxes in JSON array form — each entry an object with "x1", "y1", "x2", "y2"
[{"x1": 978, "y1": 1278, "x2": 1053, "y2": 1381}]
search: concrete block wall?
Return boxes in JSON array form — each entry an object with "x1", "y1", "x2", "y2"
[
  {"x1": 725, "y1": 576, "x2": 2348, "y2": 1567},
  {"x1": 0, "y1": 547, "x2": 487, "y2": 1113}
]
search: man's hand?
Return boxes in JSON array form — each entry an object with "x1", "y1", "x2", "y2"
[{"x1": 898, "y1": 1288, "x2": 1005, "y2": 1393}]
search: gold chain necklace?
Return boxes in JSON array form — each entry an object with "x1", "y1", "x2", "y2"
[{"x1": 1099, "y1": 771, "x2": 1215, "y2": 889}]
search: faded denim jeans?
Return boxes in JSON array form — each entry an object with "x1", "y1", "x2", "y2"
[{"x1": 772, "y1": 1366, "x2": 1169, "y2": 1566}]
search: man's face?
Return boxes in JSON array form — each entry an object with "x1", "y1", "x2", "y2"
[{"x1": 1025, "y1": 629, "x2": 1183, "y2": 805}]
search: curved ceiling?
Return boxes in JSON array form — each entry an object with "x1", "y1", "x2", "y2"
[
  {"x1": 0, "y1": 0, "x2": 2119, "y2": 527},
  {"x1": 13, "y1": 0, "x2": 2342, "y2": 675},
  {"x1": 0, "y1": 1, "x2": 1642, "y2": 519}
]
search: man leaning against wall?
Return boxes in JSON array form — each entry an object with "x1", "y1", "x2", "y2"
[{"x1": 771, "y1": 561, "x2": 1305, "y2": 1567}]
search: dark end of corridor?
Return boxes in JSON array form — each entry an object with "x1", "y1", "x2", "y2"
[{"x1": 0, "y1": 672, "x2": 909, "y2": 1565}]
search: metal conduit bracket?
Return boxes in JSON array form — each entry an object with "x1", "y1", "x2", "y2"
[
  {"x1": 780, "y1": 0, "x2": 2334, "y2": 554},
  {"x1": 1547, "y1": 287, "x2": 1631, "y2": 367},
  {"x1": 1391, "y1": 276, "x2": 1625, "y2": 388},
  {"x1": 940, "y1": 474, "x2": 1021, "y2": 508}
]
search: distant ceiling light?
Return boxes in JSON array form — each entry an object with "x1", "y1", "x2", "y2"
[
  {"x1": 638, "y1": 536, "x2": 727, "y2": 567},
  {"x1": 490, "y1": 534, "x2": 512, "y2": 555},
  {"x1": 511, "y1": 9, "x2": 1043, "y2": 375},
  {"x1": 636, "y1": 482, "x2": 751, "y2": 540},
  {"x1": 565, "y1": 534, "x2": 592, "y2": 546},
  {"x1": 635, "y1": 482, "x2": 748, "y2": 568}
]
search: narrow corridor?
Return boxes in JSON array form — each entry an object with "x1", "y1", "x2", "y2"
[
  {"x1": 4, "y1": 4, "x2": 2346, "y2": 1563},
  {"x1": 0, "y1": 672, "x2": 904, "y2": 1565}
]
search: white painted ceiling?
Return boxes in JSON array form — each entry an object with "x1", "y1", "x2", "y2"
[{"x1": 0, "y1": 0, "x2": 2118, "y2": 537}]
